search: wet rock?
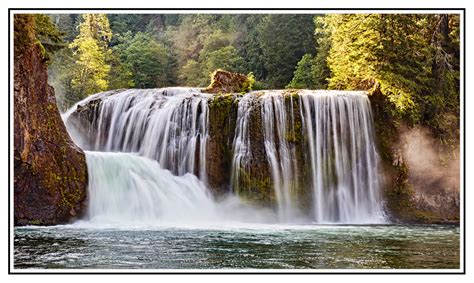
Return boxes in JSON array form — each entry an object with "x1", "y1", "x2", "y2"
[
  {"x1": 14, "y1": 15, "x2": 88, "y2": 226},
  {"x1": 369, "y1": 89, "x2": 460, "y2": 224}
]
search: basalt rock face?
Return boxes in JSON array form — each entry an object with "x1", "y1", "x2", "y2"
[
  {"x1": 206, "y1": 94, "x2": 239, "y2": 195},
  {"x1": 14, "y1": 15, "x2": 88, "y2": 226},
  {"x1": 370, "y1": 90, "x2": 460, "y2": 224}
]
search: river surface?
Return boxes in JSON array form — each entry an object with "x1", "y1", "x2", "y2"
[{"x1": 14, "y1": 224, "x2": 459, "y2": 270}]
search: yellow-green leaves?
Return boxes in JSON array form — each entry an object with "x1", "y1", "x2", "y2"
[{"x1": 69, "y1": 14, "x2": 112, "y2": 97}]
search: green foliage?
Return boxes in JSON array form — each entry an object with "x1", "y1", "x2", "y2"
[
  {"x1": 68, "y1": 14, "x2": 112, "y2": 100},
  {"x1": 202, "y1": 46, "x2": 244, "y2": 77},
  {"x1": 113, "y1": 32, "x2": 173, "y2": 88},
  {"x1": 286, "y1": 54, "x2": 317, "y2": 89},
  {"x1": 49, "y1": 14, "x2": 81, "y2": 41},
  {"x1": 313, "y1": 16, "x2": 331, "y2": 89},
  {"x1": 242, "y1": 72, "x2": 256, "y2": 92},
  {"x1": 107, "y1": 51, "x2": 134, "y2": 89},
  {"x1": 234, "y1": 15, "x2": 267, "y2": 80},
  {"x1": 33, "y1": 15, "x2": 66, "y2": 57},
  {"x1": 44, "y1": 13, "x2": 459, "y2": 144},
  {"x1": 320, "y1": 14, "x2": 459, "y2": 144},
  {"x1": 179, "y1": 59, "x2": 205, "y2": 86},
  {"x1": 258, "y1": 15, "x2": 316, "y2": 88}
]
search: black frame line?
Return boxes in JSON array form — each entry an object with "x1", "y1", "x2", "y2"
[{"x1": 7, "y1": 7, "x2": 467, "y2": 275}]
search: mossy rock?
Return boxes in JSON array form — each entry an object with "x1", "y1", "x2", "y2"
[{"x1": 203, "y1": 69, "x2": 254, "y2": 94}]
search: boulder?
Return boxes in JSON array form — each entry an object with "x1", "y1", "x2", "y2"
[{"x1": 203, "y1": 69, "x2": 254, "y2": 94}]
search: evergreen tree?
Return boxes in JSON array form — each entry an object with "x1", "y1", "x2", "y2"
[
  {"x1": 258, "y1": 15, "x2": 316, "y2": 88},
  {"x1": 286, "y1": 54, "x2": 316, "y2": 89},
  {"x1": 313, "y1": 15, "x2": 331, "y2": 89},
  {"x1": 321, "y1": 14, "x2": 459, "y2": 143},
  {"x1": 234, "y1": 15, "x2": 267, "y2": 80}
]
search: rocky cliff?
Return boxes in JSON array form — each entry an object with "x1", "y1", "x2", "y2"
[
  {"x1": 370, "y1": 90, "x2": 460, "y2": 224},
  {"x1": 14, "y1": 15, "x2": 88, "y2": 226}
]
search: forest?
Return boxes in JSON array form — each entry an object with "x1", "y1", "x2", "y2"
[{"x1": 33, "y1": 13, "x2": 459, "y2": 147}]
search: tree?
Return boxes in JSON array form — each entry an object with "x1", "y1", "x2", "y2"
[
  {"x1": 320, "y1": 14, "x2": 460, "y2": 143},
  {"x1": 234, "y1": 15, "x2": 266, "y2": 81},
  {"x1": 286, "y1": 54, "x2": 317, "y2": 89},
  {"x1": 107, "y1": 51, "x2": 135, "y2": 90},
  {"x1": 33, "y1": 14, "x2": 65, "y2": 57},
  {"x1": 179, "y1": 59, "x2": 203, "y2": 86},
  {"x1": 48, "y1": 14, "x2": 80, "y2": 42},
  {"x1": 113, "y1": 32, "x2": 173, "y2": 88},
  {"x1": 48, "y1": 48, "x2": 77, "y2": 111},
  {"x1": 202, "y1": 46, "x2": 245, "y2": 78},
  {"x1": 68, "y1": 14, "x2": 112, "y2": 99},
  {"x1": 324, "y1": 15, "x2": 431, "y2": 115},
  {"x1": 313, "y1": 15, "x2": 331, "y2": 89},
  {"x1": 258, "y1": 15, "x2": 316, "y2": 88}
]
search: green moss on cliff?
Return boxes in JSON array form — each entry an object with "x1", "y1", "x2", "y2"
[
  {"x1": 236, "y1": 168, "x2": 275, "y2": 206},
  {"x1": 206, "y1": 93, "x2": 239, "y2": 194}
]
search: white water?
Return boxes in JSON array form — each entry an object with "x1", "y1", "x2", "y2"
[
  {"x1": 230, "y1": 94, "x2": 256, "y2": 196},
  {"x1": 261, "y1": 91, "x2": 299, "y2": 222},
  {"x1": 66, "y1": 88, "x2": 210, "y2": 182},
  {"x1": 83, "y1": 151, "x2": 276, "y2": 227},
  {"x1": 231, "y1": 90, "x2": 385, "y2": 223},
  {"x1": 67, "y1": 88, "x2": 385, "y2": 226},
  {"x1": 299, "y1": 90, "x2": 385, "y2": 223}
]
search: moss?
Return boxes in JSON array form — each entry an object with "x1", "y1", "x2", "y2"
[
  {"x1": 27, "y1": 219, "x2": 44, "y2": 225},
  {"x1": 235, "y1": 167, "x2": 275, "y2": 206},
  {"x1": 35, "y1": 40, "x2": 47, "y2": 60},
  {"x1": 284, "y1": 89, "x2": 300, "y2": 99},
  {"x1": 14, "y1": 15, "x2": 36, "y2": 57},
  {"x1": 206, "y1": 92, "x2": 239, "y2": 194}
]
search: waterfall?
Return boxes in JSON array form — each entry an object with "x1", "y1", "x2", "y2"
[
  {"x1": 67, "y1": 87, "x2": 385, "y2": 225},
  {"x1": 83, "y1": 150, "x2": 276, "y2": 226},
  {"x1": 66, "y1": 88, "x2": 210, "y2": 182},
  {"x1": 231, "y1": 90, "x2": 385, "y2": 223},
  {"x1": 299, "y1": 90, "x2": 384, "y2": 223},
  {"x1": 260, "y1": 91, "x2": 299, "y2": 222},
  {"x1": 231, "y1": 94, "x2": 256, "y2": 196},
  {"x1": 84, "y1": 151, "x2": 216, "y2": 225}
]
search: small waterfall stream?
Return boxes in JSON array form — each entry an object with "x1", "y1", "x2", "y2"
[
  {"x1": 65, "y1": 87, "x2": 385, "y2": 225},
  {"x1": 261, "y1": 91, "x2": 299, "y2": 222}
]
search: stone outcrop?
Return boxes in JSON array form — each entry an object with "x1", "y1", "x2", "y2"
[
  {"x1": 14, "y1": 15, "x2": 88, "y2": 226},
  {"x1": 203, "y1": 69, "x2": 253, "y2": 94}
]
